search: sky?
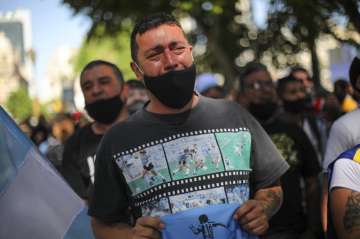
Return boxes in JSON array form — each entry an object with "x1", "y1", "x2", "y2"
[{"x1": 0, "y1": 0, "x2": 91, "y2": 101}]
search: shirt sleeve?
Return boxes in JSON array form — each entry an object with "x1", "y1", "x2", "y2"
[
  {"x1": 62, "y1": 131, "x2": 88, "y2": 199},
  {"x1": 329, "y1": 158, "x2": 360, "y2": 192},
  {"x1": 242, "y1": 109, "x2": 290, "y2": 191},
  {"x1": 88, "y1": 133, "x2": 133, "y2": 224},
  {"x1": 323, "y1": 120, "x2": 351, "y2": 172}
]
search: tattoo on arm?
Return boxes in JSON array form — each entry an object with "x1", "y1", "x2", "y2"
[
  {"x1": 343, "y1": 191, "x2": 360, "y2": 235},
  {"x1": 262, "y1": 190, "x2": 282, "y2": 218}
]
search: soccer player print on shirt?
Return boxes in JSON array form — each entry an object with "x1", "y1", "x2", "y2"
[
  {"x1": 117, "y1": 144, "x2": 170, "y2": 194},
  {"x1": 115, "y1": 128, "x2": 252, "y2": 216},
  {"x1": 189, "y1": 214, "x2": 227, "y2": 239},
  {"x1": 169, "y1": 187, "x2": 227, "y2": 214},
  {"x1": 215, "y1": 132, "x2": 251, "y2": 170},
  {"x1": 142, "y1": 197, "x2": 171, "y2": 217},
  {"x1": 164, "y1": 134, "x2": 223, "y2": 180}
]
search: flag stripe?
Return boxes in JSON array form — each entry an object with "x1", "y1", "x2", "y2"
[
  {"x1": 0, "y1": 148, "x2": 84, "y2": 239},
  {"x1": 64, "y1": 207, "x2": 94, "y2": 239},
  {"x1": 0, "y1": 107, "x2": 94, "y2": 239}
]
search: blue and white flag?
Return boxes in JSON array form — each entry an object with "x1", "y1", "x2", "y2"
[
  {"x1": 161, "y1": 203, "x2": 258, "y2": 239},
  {"x1": 0, "y1": 107, "x2": 94, "y2": 239}
]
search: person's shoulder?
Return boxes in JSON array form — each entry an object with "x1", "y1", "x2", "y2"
[
  {"x1": 102, "y1": 114, "x2": 141, "y2": 143},
  {"x1": 200, "y1": 96, "x2": 246, "y2": 114},
  {"x1": 332, "y1": 157, "x2": 360, "y2": 182},
  {"x1": 64, "y1": 123, "x2": 91, "y2": 145},
  {"x1": 334, "y1": 108, "x2": 360, "y2": 126}
]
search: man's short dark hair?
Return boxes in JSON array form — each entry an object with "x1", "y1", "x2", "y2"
[
  {"x1": 237, "y1": 61, "x2": 270, "y2": 93},
  {"x1": 349, "y1": 56, "x2": 360, "y2": 91},
  {"x1": 125, "y1": 79, "x2": 146, "y2": 90},
  {"x1": 276, "y1": 75, "x2": 300, "y2": 98},
  {"x1": 80, "y1": 60, "x2": 124, "y2": 84},
  {"x1": 130, "y1": 12, "x2": 182, "y2": 63},
  {"x1": 289, "y1": 66, "x2": 312, "y2": 82}
]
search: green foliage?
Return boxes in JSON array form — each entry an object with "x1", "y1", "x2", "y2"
[
  {"x1": 73, "y1": 24, "x2": 135, "y2": 80},
  {"x1": 63, "y1": 0, "x2": 360, "y2": 90},
  {"x1": 5, "y1": 86, "x2": 32, "y2": 122}
]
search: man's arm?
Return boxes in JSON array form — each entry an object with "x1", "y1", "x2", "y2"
[
  {"x1": 92, "y1": 216, "x2": 164, "y2": 239},
  {"x1": 304, "y1": 176, "x2": 322, "y2": 237},
  {"x1": 321, "y1": 173, "x2": 329, "y2": 233},
  {"x1": 92, "y1": 218, "x2": 132, "y2": 239},
  {"x1": 233, "y1": 182, "x2": 282, "y2": 236},
  {"x1": 330, "y1": 188, "x2": 360, "y2": 239}
]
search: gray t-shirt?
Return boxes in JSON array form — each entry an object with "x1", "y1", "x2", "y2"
[
  {"x1": 89, "y1": 96, "x2": 289, "y2": 224},
  {"x1": 323, "y1": 108, "x2": 360, "y2": 172}
]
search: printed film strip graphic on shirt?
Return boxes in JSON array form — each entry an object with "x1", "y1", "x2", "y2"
[
  {"x1": 112, "y1": 127, "x2": 250, "y2": 158},
  {"x1": 114, "y1": 126, "x2": 252, "y2": 214},
  {"x1": 133, "y1": 170, "x2": 250, "y2": 207}
]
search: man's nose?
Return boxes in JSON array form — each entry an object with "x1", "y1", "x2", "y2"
[
  {"x1": 163, "y1": 48, "x2": 178, "y2": 71},
  {"x1": 91, "y1": 84, "x2": 104, "y2": 97}
]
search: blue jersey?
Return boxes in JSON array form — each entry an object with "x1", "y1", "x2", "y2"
[
  {"x1": 161, "y1": 203, "x2": 258, "y2": 239},
  {"x1": 327, "y1": 144, "x2": 360, "y2": 239}
]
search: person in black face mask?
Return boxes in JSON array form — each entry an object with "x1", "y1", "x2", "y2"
[
  {"x1": 277, "y1": 75, "x2": 327, "y2": 165},
  {"x1": 89, "y1": 13, "x2": 289, "y2": 239},
  {"x1": 238, "y1": 62, "x2": 322, "y2": 239},
  {"x1": 61, "y1": 60, "x2": 128, "y2": 202},
  {"x1": 125, "y1": 79, "x2": 149, "y2": 115}
]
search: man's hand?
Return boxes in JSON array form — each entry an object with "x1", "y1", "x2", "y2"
[
  {"x1": 233, "y1": 199, "x2": 269, "y2": 235},
  {"x1": 132, "y1": 216, "x2": 165, "y2": 239},
  {"x1": 234, "y1": 184, "x2": 283, "y2": 236}
]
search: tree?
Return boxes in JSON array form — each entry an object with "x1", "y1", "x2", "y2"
[
  {"x1": 254, "y1": 0, "x2": 360, "y2": 90},
  {"x1": 63, "y1": 0, "x2": 360, "y2": 91},
  {"x1": 72, "y1": 24, "x2": 135, "y2": 80},
  {"x1": 5, "y1": 86, "x2": 32, "y2": 122},
  {"x1": 62, "y1": 0, "x2": 250, "y2": 90}
]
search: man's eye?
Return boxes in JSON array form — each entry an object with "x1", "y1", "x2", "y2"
[
  {"x1": 172, "y1": 47, "x2": 186, "y2": 54},
  {"x1": 82, "y1": 85, "x2": 92, "y2": 91},
  {"x1": 147, "y1": 51, "x2": 161, "y2": 58}
]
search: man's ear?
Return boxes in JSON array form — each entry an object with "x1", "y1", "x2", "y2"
[{"x1": 130, "y1": 62, "x2": 143, "y2": 80}]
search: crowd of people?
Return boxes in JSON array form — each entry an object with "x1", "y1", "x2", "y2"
[{"x1": 19, "y1": 12, "x2": 360, "y2": 239}]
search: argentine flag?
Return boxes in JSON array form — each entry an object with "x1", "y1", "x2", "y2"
[{"x1": 0, "y1": 107, "x2": 94, "y2": 239}]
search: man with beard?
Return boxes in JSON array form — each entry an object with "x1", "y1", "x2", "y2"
[
  {"x1": 88, "y1": 13, "x2": 289, "y2": 239},
  {"x1": 125, "y1": 79, "x2": 149, "y2": 115},
  {"x1": 238, "y1": 62, "x2": 322, "y2": 239},
  {"x1": 62, "y1": 60, "x2": 128, "y2": 201},
  {"x1": 276, "y1": 75, "x2": 327, "y2": 165}
]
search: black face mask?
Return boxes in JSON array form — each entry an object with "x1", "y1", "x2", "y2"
[
  {"x1": 143, "y1": 64, "x2": 196, "y2": 109},
  {"x1": 128, "y1": 100, "x2": 147, "y2": 115},
  {"x1": 85, "y1": 95, "x2": 123, "y2": 124},
  {"x1": 283, "y1": 98, "x2": 306, "y2": 114},
  {"x1": 248, "y1": 102, "x2": 278, "y2": 122}
]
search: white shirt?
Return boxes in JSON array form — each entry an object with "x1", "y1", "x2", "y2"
[{"x1": 330, "y1": 158, "x2": 360, "y2": 192}]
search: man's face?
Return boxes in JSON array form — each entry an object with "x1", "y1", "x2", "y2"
[
  {"x1": 132, "y1": 24, "x2": 193, "y2": 79},
  {"x1": 281, "y1": 81, "x2": 306, "y2": 102},
  {"x1": 292, "y1": 70, "x2": 313, "y2": 92},
  {"x1": 80, "y1": 65, "x2": 122, "y2": 104},
  {"x1": 242, "y1": 70, "x2": 276, "y2": 105},
  {"x1": 126, "y1": 88, "x2": 148, "y2": 106}
]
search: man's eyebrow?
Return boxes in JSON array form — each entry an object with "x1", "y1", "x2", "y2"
[
  {"x1": 98, "y1": 76, "x2": 112, "y2": 81},
  {"x1": 144, "y1": 41, "x2": 186, "y2": 55},
  {"x1": 144, "y1": 45, "x2": 164, "y2": 55}
]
